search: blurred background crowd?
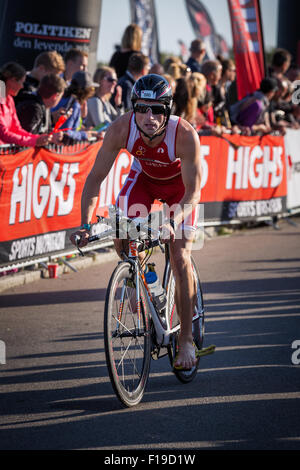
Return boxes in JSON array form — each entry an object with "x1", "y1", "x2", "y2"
[{"x1": 0, "y1": 22, "x2": 299, "y2": 149}]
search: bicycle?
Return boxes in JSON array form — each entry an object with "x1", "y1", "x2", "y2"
[{"x1": 75, "y1": 207, "x2": 215, "y2": 407}]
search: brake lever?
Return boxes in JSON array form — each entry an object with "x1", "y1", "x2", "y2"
[{"x1": 158, "y1": 240, "x2": 165, "y2": 253}]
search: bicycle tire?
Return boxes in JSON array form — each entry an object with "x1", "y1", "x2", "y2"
[
  {"x1": 104, "y1": 261, "x2": 151, "y2": 407},
  {"x1": 165, "y1": 257, "x2": 205, "y2": 383}
]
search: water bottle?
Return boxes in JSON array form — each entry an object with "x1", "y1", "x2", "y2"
[{"x1": 145, "y1": 269, "x2": 167, "y2": 316}]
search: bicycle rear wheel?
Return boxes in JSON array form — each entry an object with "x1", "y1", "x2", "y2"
[
  {"x1": 104, "y1": 262, "x2": 151, "y2": 407},
  {"x1": 165, "y1": 257, "x2": 205, "y2": 383}
]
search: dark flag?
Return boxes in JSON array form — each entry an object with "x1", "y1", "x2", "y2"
[
  {"x1": 184, "y1": 0, "x2": 218, "y2": 59},
  {"x1": 215, "y1": 34, "x2": 230, "y2": 59},
  {"x1": 178, "y1": 39, "x2": 189, "y2": 62},
  {"x1": 227, "y1": 0, "x2": 265, "y2": 99},
  {"x1": 130, "y1": 0, "x2": 160, "y2": 64}
]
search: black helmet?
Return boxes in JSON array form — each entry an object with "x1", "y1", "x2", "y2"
[
  {"x1": 131, "y1": 74, "x2": 173, "y2": 110},
  {"x1": 131, "y1": 74, "x2": 173, "y2": 141}
]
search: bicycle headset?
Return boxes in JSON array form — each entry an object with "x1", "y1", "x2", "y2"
[{"x1": 131, "y1": 74, "x2": 173, "y2": 141}]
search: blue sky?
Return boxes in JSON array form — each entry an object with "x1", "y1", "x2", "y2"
[{"x1": 97, "y1": 0, "x2": 279, "y2": 64}]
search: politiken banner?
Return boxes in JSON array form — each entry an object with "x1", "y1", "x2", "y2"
[
  {"x1": 0, "y1": 134, "x2": 288, "y2": 267},
  {"x1": 227, "y1": 0, "x2": 265, "y2": 99},
  {"x1": 0, "y1": 0, "x2": 102, "y2": 73}
]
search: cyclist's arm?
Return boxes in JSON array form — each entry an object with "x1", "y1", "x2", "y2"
[
  {"x1": 172, "y1": 119, "x2": 202, "y2": 227},
  {"x1": 81, "y1": 113, "x2": 131, "y2": 226}
]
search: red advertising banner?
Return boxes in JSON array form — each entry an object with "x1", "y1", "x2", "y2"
[
  {"x1": 227, "y1": 0, "x2": 265, "y2": 99},
  {"x1": 200, "y1": 133, "x2": 287, "y2": 220},
  {"x1": 0, "y1": 135, "x2": 287, "y2": 266},
  {"x1": 0, "y1": 143, "x2": 101, "y2": 243},
  {"x1": 0, "y1": 142, "x2": 133, "y2": 265}
]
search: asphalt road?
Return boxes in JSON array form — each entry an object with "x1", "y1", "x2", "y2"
[{"x1": 0, "y1": 218, "x2": 300, "y2": 452}]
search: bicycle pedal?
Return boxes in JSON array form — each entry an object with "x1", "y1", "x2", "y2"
[
  {"x1": 196, "y1": 344, "x2": 216, "y2": 357},
  {"x1": 151, "y1": 346, "x2": 160, "y2": 360}
]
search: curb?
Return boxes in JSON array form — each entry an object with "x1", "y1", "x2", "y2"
[{"x1": 0, "y1": 248, "x2": 119, "y2": 293}]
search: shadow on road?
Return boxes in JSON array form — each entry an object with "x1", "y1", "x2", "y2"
[{"x1": 0, "y1": 274, "x2": 299, "y2": 450}]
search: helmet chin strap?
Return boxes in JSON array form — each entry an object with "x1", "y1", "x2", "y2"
[{"x1": 134, "y1": 115, "x2": 168, "y2": 142}]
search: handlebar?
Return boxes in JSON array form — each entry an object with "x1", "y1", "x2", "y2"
[{"x1": 74, "y1": 210, "x2": 165, "y2": 256}]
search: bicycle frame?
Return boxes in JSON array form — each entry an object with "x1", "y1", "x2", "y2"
[
  {"x1": 77, "y1": 213, "x2": 180, "y2": 349},
  {"x1": 126, "y1": 240, "x2": 180, "y2": 348}
]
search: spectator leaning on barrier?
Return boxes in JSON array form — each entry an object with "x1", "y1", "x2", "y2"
[
  {"x1": 16, "y1": 74, "x2": 66, "y2": 143},
  {"x1": 117, "y1": 53, "x2": 150, "y2": 111},
  {"x1": 269, "y1": 77, "x2": 300, "y2": 132},
  {"x1": 0, "y1": 62, "x2": 51, "y2": 147},
  {"x1": 268, "y1": 48, "x2": 292, "y2": 80},
  {"x1": 229, "y1": 77, "x2": 278, "y2": 135},
  {"x1": 200, "y1": 60, "x2": 225, "y2": 134},
  {"x1": 85, "y1": 66, "x2": 124, "y2": 133},
  {"x1": 14, "y1": 51, "x2": 65, "y2": 106},
  {"x1": 186, "y1": 39, "x2": 206, "y2": 73},
  {"x1": 52, "y1": 70, "x2": 99, "y2": 142},
  {"x1": 63, "y1": 48, "x2": 88, "y2": 85},
  {"x1": 109, "y1": 23, "x2": 143, "y2": 79},
  {"x1": 206, "y1": 56, "x2": 236, "y2": 129},
  {"x1": 196, "y1": 89, "x2": 215, "y2": 131}
]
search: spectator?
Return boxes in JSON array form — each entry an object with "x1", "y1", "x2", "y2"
[
  {"x1": 0, "y1": 62, "x2": 51, "y2": 147},
  {"x1": 162, "y1": 73, "x2": 177, "y2": 95},
  {"x1": 218, "y1": 56, "x2": 236, "y2": 100},
  {"x1": 230, "y1": 77, "x2": 278, "y2": 134},
  {"x1": 269, "y1": 78, "x2": 299, "y2": 132},
  {"x1": 165, "y1": 61, "x2": 184, "y2": 81},
  {"x1": 52, "y1": 70, "x2": 99, "y2": 141},
  {"x1": 109, "y1": 24, "x2": 143, "y2": 79},
  {"x1": 268, "y1": 48, "x2": 292, "y2": 79},
  {"x1": 196, "y1": 89, "x2": 214, "y2": 130},
  {"x1": 173, "y1": 73, "x2": 205, "y2": 126},
  {"x1": 14, "y1": 51, "x2": 65, "y2": 106},
  {"x1": 214, "y1": 56, "x2": 236, "y2": 127},
  {"x1": 16, "y1": 74, "x2": 66, "y2": 143},
  {"x1": 64, "y1": 48, "x2": 88, "y2": 85},
  {"x1": 117, "y1": 53, "x2": 150, "y2": 110},
  {"x1": 149, "y1": 63, "x2": 164, "y2": 75},
  {"x1": 85, "y1": 66, "x2": 124, "y2": 131},
  {"x1": 201, "y1": 60, "x2": 222, "y2": 92},
  {"x1": 163, "y1": 55, "x2": 182, "y2": 72},
  {"x1": 286, "y1": 64, "x2": 300, "y2": 83},
  {"x1": 186, "y1": 39, "x2": 206, "y2": 73},
  {"x1": 201, "y1": 60, "x2": 223, "y2": 124}
]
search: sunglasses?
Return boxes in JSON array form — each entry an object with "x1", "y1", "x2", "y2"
[
  {"x1": 134, "y1": 103, "x2": 166, "y2": 115},
  {"x1": 105, "y1": 76, "x2": 117, "y2": 83}
]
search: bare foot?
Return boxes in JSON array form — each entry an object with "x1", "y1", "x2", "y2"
[{"x1": 174, "y1": 337, "x2": 197, "y2": 370}]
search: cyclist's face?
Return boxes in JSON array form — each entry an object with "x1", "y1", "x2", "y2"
[{"x1": 134, "y1": 100, "x2": 166, "y2": 136}]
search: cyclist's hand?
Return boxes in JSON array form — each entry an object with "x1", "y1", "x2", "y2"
[
  {"x1": 160, "y1": 223, "x2": 175, "y2": 243},
  {"x1": 69, "y1": 229, "x2": 90, "y2": 248}
]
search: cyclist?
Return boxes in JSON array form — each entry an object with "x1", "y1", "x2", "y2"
[{"x1": 70, "y1": 74, "x2": 202, "y2": 370}]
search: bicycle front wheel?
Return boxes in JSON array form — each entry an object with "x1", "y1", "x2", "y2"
[
  {"x1": 104, "y1": 262, "x2": 151, "y2": 407},
  {"x1": 165, "y1": 257, "x2": 205, "y2": 383}
]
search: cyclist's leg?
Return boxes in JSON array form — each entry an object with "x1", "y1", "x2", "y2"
[{"x1": 168, "y1": 207, "x2": 199, "y2": 369}]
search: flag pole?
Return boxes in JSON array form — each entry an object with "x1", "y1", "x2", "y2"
[{"x1": 256, "y1": 0, "x2": 267, "y2": 76}]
